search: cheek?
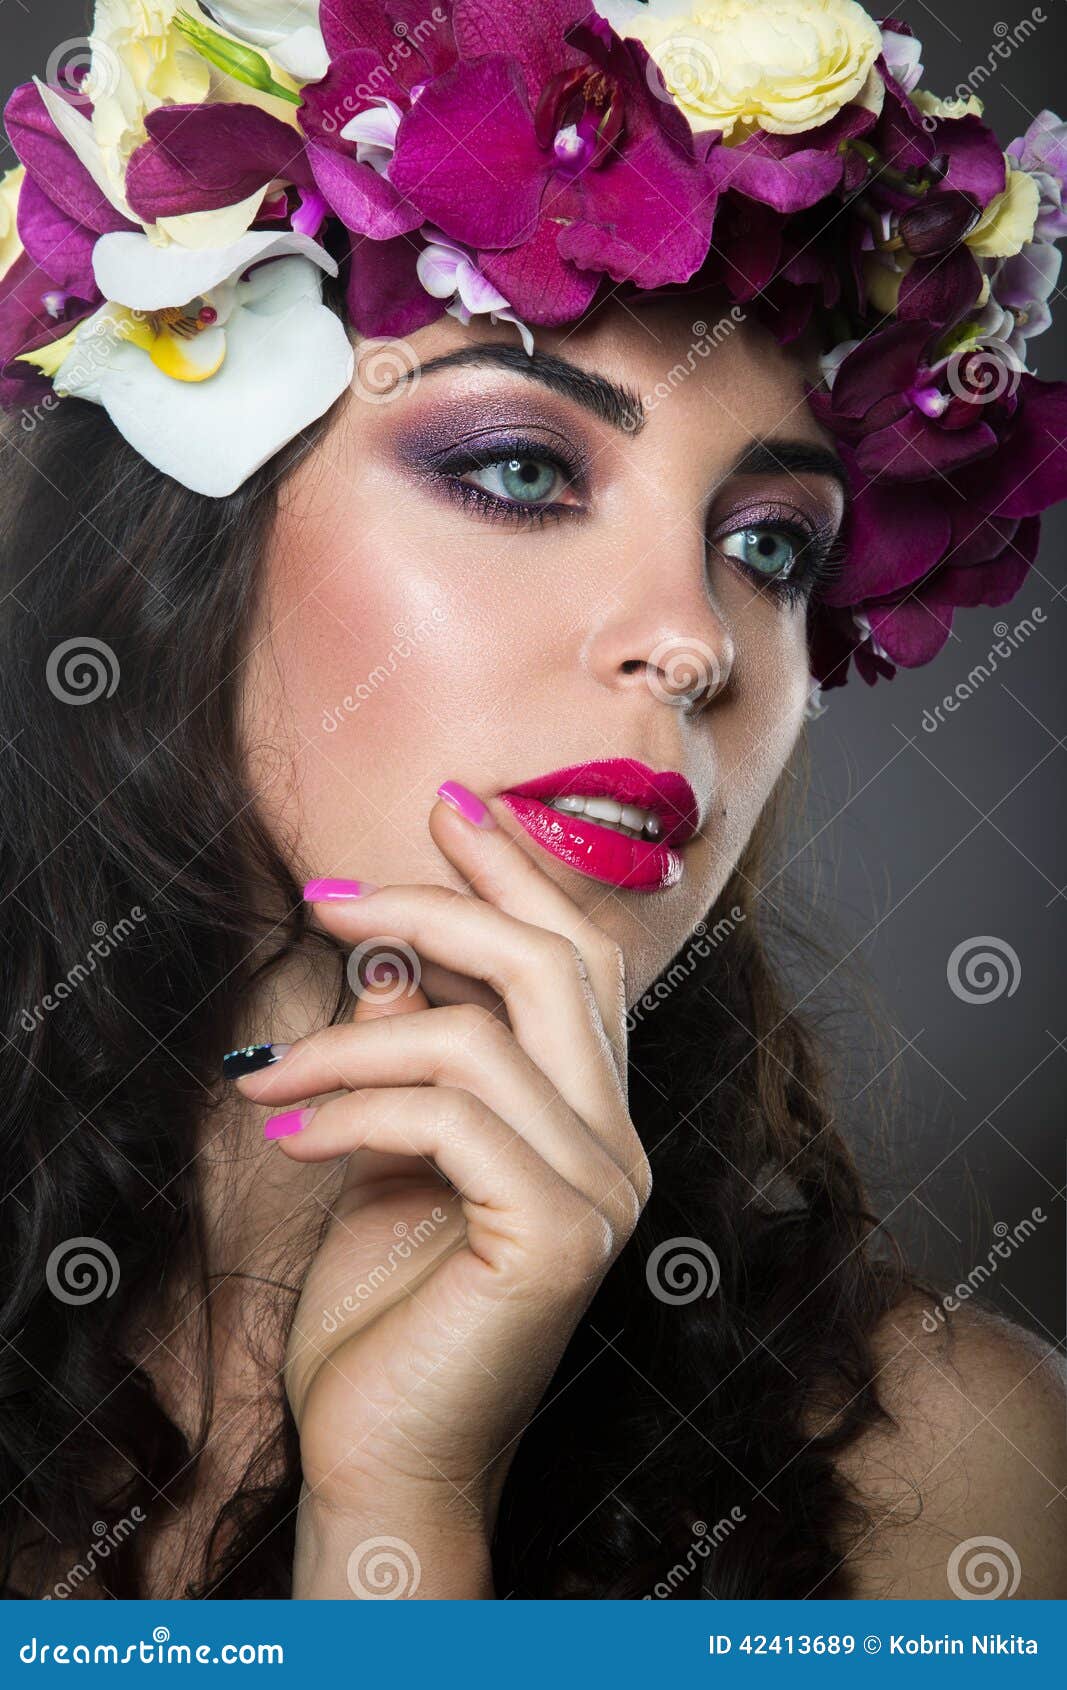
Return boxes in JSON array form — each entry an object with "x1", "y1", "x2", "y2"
[
  {"x1": 241, "y1": 497, "x2": 543, "y2": 865},
  {"x1": 716, "y1": 606, "x2": 810, "y2": 838}
]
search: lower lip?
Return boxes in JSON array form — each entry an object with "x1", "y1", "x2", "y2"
[{"x1": 498, "y1": 795, "x2": 685, "y2": 891}]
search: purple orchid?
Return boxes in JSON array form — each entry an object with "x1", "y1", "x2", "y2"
[
  {"x1": 807, "y1": 319, "x2": 1007, "y2": 480},
  {"x1": 298, "y1": 0, "x2": 457, "y2": 239},
  {"x1": 4, "y1": 80, "x2": 137, "y2": 300},
  {"x1": 807, "y1": 348, "x2": 1067, "y2": 686},
  {"x1": 386, "y1": 0, "x2": 713, "y2": 323}
]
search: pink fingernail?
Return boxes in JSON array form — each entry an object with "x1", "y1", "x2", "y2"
[
  {"x1": 264, "y1": 1107, "x2": 317, "y2": 1140},
  {"x1": 436, "y1": 780, "x2": 497, "y2": 829},
  {"x1": 303, "y1": 879, "x2": 380, "y2": 901}
]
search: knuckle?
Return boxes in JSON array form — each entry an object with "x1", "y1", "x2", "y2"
[
  {"x1": 432, "y1": 1085, "x2": 484, "y2": 1138},
  {"x1": 555, "y1": 1201, "x2": 617, "y2": 1279},
  {"x1": 536, "y1": 928, "x2": 585, "y2": 976},
  {"x1": 436, "y1": 1004, "x2": 512, "y2": 1073}
]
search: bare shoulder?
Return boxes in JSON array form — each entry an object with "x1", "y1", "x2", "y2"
[{"x1": 832, "y1": 1289, "x2": 1067, "y2": 1599}]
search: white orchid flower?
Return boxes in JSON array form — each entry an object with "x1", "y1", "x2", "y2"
[
  {"x1": 24, "y1": 230, "x2": 354, "y2": 497},
  {"x1": 416, "y1": 235, "x2": 534, "y2": 354},
  {"x1": 205, "y1": 0, "x2": 329, "y2": 82}
]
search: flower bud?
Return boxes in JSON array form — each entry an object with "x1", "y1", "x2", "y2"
[
  {"x1": 898, "y1": 189, "x2": 980, "y2": 255},
  {"x1": 173, "y1": 10, "x2": 299, "y2": 104}
]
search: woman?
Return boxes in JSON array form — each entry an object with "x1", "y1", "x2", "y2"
[{"x1": 1, "y1": 0, "x2": 1065, "y2": 1600}]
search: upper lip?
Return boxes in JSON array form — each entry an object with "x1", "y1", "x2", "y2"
[{"x1": 501, "y1": 758, "x2": 701, "y2": 847}]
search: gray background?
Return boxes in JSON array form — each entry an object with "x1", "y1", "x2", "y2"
[{"x1": 3, "y1": 2, "x2": 1063, "y2": 1342}]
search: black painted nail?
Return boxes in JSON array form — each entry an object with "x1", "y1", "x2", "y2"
[{"x1": 222, "y1": 1042, "x2": 293, "y2": 1079}]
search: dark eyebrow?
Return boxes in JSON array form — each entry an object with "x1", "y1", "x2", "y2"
[
  {"x1": 400, "y1": 343, "x2": 647, "y2": 435},
  {"x1": 731, "y1": 438, "x2": 850, "y2": 512}
]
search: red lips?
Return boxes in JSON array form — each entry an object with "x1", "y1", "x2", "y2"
[{"x1": 498, "y1": 758, "x2": 701, "y2": 892}]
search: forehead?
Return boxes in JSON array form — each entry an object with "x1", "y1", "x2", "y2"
[{"x1": 384, "y1": 293, "x2": 828, "y2": 451}]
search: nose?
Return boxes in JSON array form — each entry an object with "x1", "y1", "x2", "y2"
[{"x1": 581, "y1": 564, "x2": 736, "y2": 713}]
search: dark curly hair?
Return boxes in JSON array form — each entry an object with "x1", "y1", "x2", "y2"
[{"x1": 0, "y1": 394, "x2": 936, "y2": 1601}]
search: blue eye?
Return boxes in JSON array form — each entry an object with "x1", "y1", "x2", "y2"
[
  {"x1": 719, "y1": 524, "x2": 807, "y2": 583},
  {"x1": 462, "y1": 455, "x2": 569, "y2": 505}
]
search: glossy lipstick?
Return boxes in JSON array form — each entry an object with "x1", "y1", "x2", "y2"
[{"x1": 498, "y1": 759, "x2": 700, "y2": 892}]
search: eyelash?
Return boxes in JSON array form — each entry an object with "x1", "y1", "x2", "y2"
[
  {"x1": 713, "y1": 511, "x2": 848, "y2": 607},
  {"x1": 434, "y1": 440, "x2": 584, "y2": 528},
  {"x1": 431, "y1": 446, "x2": 847, "y2": 602}
]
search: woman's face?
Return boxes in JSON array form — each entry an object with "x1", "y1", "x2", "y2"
[{"x1": 240, "y1": 296, "x2": 846, "y2": 1005}]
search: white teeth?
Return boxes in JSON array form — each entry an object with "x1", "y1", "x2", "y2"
[{"x1": 545, "y1": 793, "x2": 663, "y2": 840}]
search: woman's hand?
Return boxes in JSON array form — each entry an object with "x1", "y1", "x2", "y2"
[{"x1": 232, "y1": 784, "x2": 650, "y2": 1598}]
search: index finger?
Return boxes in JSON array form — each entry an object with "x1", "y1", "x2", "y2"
[{"x1": 430, "y1": 783, "x2": 629, "y2": 1072}]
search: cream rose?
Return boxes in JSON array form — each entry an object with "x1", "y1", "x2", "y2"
[
  {"x1": 0, "y1": 164, "x2": 25, "y2": 285},
  {"x1": 599, "y1": 0, "x2": 884, "y2": 139},
  {"x1": 35, "y1": 1, "x2": 305, "y2": 251},
  {"x1": 966, "y1": 158, "x2": 1041, "y2": 259},
  {"x1": 81, "y1": 1, "x2": 213, "y2": 208}
]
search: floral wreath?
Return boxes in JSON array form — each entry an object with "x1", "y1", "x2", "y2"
[{"x1": 2, "y1": 0, "x2": 1066, "y2": 697}]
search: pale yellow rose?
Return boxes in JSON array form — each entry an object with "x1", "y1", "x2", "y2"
[
  {"x1": 0, "y1": 164, "x2": 26, "y2": 285},
  {"x1": 861, "y1": 158, "x2": 1040, "y2": 316},
  {"x1": 82, "y1": 1, "x2": 213, "y2": 208},
  {"x1": 611, "y1": 0, "x2": 884, "y2": 140},
  {"x1": 966, "y1": 158, "x2": 1041, "y2": 259},
  {"x1": 36, "y1": 1, "x2": 301, "y2": 251},
  {"x1": 911, "y1": 87, "x2": 984, "y2": 123}
]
